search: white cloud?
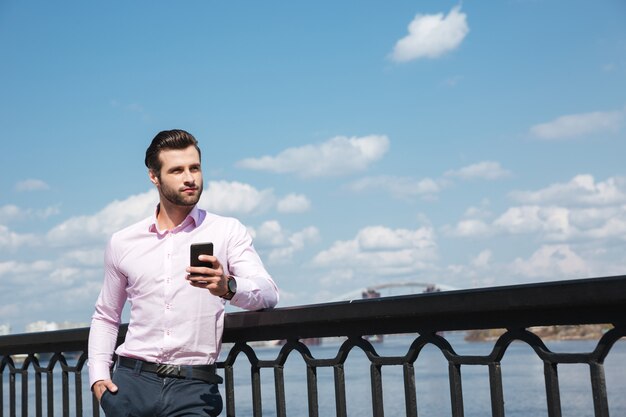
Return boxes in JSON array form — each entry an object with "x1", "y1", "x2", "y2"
[
  {"x1": 62, "y1": 248, "x2": 105, "y2": 267},
  {"x1": 46, "y1": 181, "x2": 277, "y2": 246},
  {"x1": 236, "y1": 135, "x2": 389, "y2": 178},
  {"x1": 463, "y1": 201, "x2": 492, "y2": 220},
  {"x1": 471, "y1": 249, "x2": 492, "y2": 268},
  {"x1": 445, "y1": 161, "x2": 511, "y2": 180},
  {"x1": 0, "y1": 225, "x2": 39, "y2": 249},
  {"x1": 277, "y1": 194, "x2": 311, "y2": 213},
  {"x1": 348, "y1": 175, "x2": 443, "y2": 200},
  {"x1": 50, "y1": 267, "x2": 83, "y2": 285},
  {"x1": 582, "y1": 209, "x2": 626, "y2": 241},
  {"x1": 0, "y1": 259, "x2": 53, "y2": 279},
  {"x1": 494, "y1": 206, "x2": 572, "y2": 239},
  {"x1": 441, "y1": 242, "x2": 605, "y2": 289},
  {"x1": 443, "y1": 219, "x2": 492, "y2": 237},
  {"x1": 47, "y1": 190, "x2": 158, "y2": 246},
  {"x1": 312, "y1": 226, "x2": 437, "y2": 276},
  {"x1": 509, "y1": 245, "x2": 590, "y2": 279},
  {"x1": 37, "y1": 205, "x2": 61, "y2": 219},
  {"x1": 267, "y1": 226, "x2": 320, "y2": 264},
  {"x1": 201, "y1": 181, "x2": 274, "y2": 215},
  {"x1": 510, "y1": 175, "x2": 626, "y2": 206},
  {"x1": 356, "y1": 225, "x2": 435, "y2": 250},
  {"x1": 251, "y1": 220, "x2": 320, "y2": 264},
  {"x1": 0, "y1": 204, "x2": 60, "y2": 224},
  {"x1": 0, "y1": 205, "x2": 22, "y2": 222},
  {"x1": 254, "y1": 220, "x2": 287, "y2": 247},
  {"x1": 0, "y1": 254, "x2": 105, "y2": 329},
  {"x1": 530, "y1": 109, "x2": 624, "y2": 140},
  {"x1": 15, "y1": 179, "x2": 49, "y2": 192},
  {"x1": 439, "y1": 176, "x2": 626, "y2": 288},
  {"x1": 444, "y1": 175, "x2": 626, "y2": 242},
  {"x1": 449, "y1": 203, "x2": 626, "y2": 243},
  {"x1": 390, "y1": 5, "x2": 469, "y2": 62}
]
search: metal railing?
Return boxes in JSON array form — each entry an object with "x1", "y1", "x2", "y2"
[{"x1": 1, "y1": 275, "x2": 625, "y2": 417}]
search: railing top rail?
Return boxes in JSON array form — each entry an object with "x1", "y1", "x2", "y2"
[
  {"x1": 223, "y1": 274, "x2": 626, "y2": 342},
  {"x1": 1, "y1": 274, "x2": 625, "y2": 353}
]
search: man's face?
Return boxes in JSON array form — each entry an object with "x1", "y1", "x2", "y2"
[{"x1": 150, "y1": 145, "x2": 203, "y2": 207}]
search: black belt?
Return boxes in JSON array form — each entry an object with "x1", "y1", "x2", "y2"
[{"x1": 118, "y1": 356, "x2": 223, "y2": 384}]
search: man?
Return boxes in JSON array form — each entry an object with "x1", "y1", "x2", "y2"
[{"x1": 88, "y1": 129, "x2": 279, "y2": 416}]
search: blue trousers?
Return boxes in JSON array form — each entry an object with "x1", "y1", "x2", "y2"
[{"x1": 100, "y1": 364, "x2": 223, "y2": 417}]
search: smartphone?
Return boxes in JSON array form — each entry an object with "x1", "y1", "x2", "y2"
[{"x1": 190, "y1": 242, "x2": 214, "y2": 268}]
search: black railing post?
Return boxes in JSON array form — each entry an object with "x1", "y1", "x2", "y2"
[
  {"x1": 92, "y1": 392, "x2": 100, "y2": 417},
  {"x1": 403, "y1": 363, "x2": 417, "y2": 417},
  {"x1": 370, "y1": 363, "x2": 384, "y2": 417},
  {"x1": 333, "y1": 364, "x2": 347, "y2": 417},
  {"x1": 589, "y1": 362, "x2": 609, "y2": 417},
  {"x1": 544, "y1": 361, "x2": 562, "y2": 417},
  {"x1": 9, "y1": 365, "x2": 16, "y2": 417},
  {"x1": 250, "y1": 364, "x2": 262, "y2": 417},
  {"x1": 448, "y1": 362, "x2": 464, "y2": 417},
  {"x1": 488, "y1": 362, "x2": 505, "y2": 417},
  {"x1": 61, "y1": 363, "x2": 69, "y2": 417},
  {"x1": 274, "y1": 365, "x2": 287, "y2": 417},
  {"x1": 306, "y1": 364, "x2": 319, "y2": 417},
  {"x1": 224, "y1": 364, "x2": 235, "y2": 417},
  {"x1": 46, "y1": 366, "x2": 55, "y2": 417}
]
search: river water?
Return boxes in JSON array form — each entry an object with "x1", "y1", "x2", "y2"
[
  {"x1": 3, "y1": 333, "x2": 625, "y2": 416},
  {"x1": 229, "y1": 333, "x2": 626, "y2": 417}
]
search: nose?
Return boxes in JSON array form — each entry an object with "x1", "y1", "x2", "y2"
[{"x1": 183, "y1": 169, "x2": 195, "y2": 184}]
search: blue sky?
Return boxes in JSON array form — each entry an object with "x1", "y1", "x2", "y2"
[{"x1": 1, "y1": 1, "x2": 625, "y2": 332}]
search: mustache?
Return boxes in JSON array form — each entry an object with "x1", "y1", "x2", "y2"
[{"x1": 180, "y1": 183, "x2": 201, "y2": 191}]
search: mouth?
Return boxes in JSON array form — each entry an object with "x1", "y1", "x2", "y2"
[{"x1": 182, "y1": 187, "x2": 198, "y2": 193}]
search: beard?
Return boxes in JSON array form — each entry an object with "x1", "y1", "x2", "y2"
[{"x1": 160, "y1": 180, "x2": 203, "y2": 207}]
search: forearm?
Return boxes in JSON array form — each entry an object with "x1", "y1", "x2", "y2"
[
  {"x1": 230, "y1": 274, "x2": 279, "y2": 310},
  {"x1": 88, "y1": 314, "x2": 121, "y2": 388},
  {"x1": 225, "y1": 219, "x2": 279, "y2": 310}
]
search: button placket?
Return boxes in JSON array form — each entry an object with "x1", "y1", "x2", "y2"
[{"x1": 163, "y1": 233, "x2": 175, "y2": 352}]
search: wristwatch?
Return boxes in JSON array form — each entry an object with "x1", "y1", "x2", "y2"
[{"x1": 221, "y1": 276, "x2": 237, "y2": 300}]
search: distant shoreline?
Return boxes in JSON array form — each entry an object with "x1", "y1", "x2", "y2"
[{"x1": 465, "y1": 324, "x2": 612, "y2": 342}]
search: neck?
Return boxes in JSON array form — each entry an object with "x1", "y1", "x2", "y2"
[{"x1": 156, "y1": 200, "x2": 194, "y2": 231}]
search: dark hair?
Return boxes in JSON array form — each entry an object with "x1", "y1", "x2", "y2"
[{"x1": 145, "y1": 129, "x2": 202, "y2": 175}]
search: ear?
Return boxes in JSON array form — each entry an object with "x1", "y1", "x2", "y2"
[{"x1": 148, "y1": 169, "x2": 160, "y2": 186}]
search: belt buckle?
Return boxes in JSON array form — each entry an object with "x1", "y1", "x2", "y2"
[{"x1": 156, "y1": 364, "x2": 181, "y2": 377}]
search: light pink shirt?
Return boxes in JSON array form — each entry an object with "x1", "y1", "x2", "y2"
[{"x1": 88, "y1": 206, "x2": 279, "y2": 387}]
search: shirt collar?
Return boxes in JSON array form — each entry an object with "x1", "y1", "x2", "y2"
[{"x1": 148, "y1": 204, "x2": 201, "y2": 234}]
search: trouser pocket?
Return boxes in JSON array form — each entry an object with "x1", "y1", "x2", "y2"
[{"x1": 100, "y1": 389, "x2": 128, "y2": 417}]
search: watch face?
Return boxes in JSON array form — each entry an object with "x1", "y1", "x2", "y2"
[{"x1": 228, "y1": 277, "x2": 237, "y2": 293}]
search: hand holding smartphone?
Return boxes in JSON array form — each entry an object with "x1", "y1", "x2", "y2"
[{"x1": 190, "y1": 242, "x2": 213, "y2": 284}]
